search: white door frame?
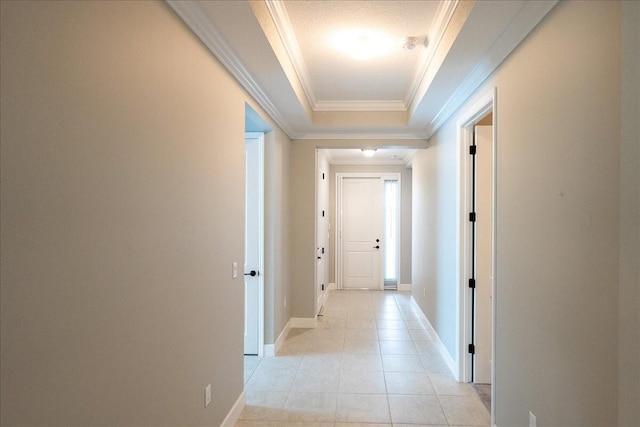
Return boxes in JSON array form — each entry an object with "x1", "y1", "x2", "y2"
[
  {"x1": 315, "y1": 150, "x2": 330, "y2": 314},
  {"x1": 245, "y1": 132, "x2": 265, "y2": 357},
  {"x1": 336, "y1": 172, "x2": 402, "y2": 290},
  {"x1": 455, "y1": 88, "x2": 497, "y2": 424}
]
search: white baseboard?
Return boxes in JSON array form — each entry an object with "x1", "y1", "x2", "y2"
[
  {"x1": 411, "y1": 296, "x2": 458, "y2": 379},
  {"x1": 263, "y1": 345, "x2": 275, "y2": 357},
  {"x1": 264, "y1": 318, "x2": 291, "y2": 357},
  {"x1": 398, "y1": 283, "x2": 412, "y2": 291},
  {"x1": 290, "y1": 317, "x2": 317, "y2": 328},
  {"x1": 220, "y1": 389, "x2": 245, "y2": 427},
  {"x1": 329, "y1": 282, "x2": 337, "y2": 290}
]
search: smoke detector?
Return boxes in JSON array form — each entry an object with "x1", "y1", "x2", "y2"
[{"x1": 402, "y1": 36, "x2": 418, "y2": 50}]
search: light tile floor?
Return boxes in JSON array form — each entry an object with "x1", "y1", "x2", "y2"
[{"x1": 238, "y1": 290, "x2": 490, "y2": 427}]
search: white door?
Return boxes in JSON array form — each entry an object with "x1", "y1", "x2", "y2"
[
  {"x1": 474, "y1": 125, "x2": 493, "y2": 383},
  {"x1": 244, "y1": 135, "x2": 262, "y2": 355},
  {"x1": 316, "y1": 152, "x2": 329, "y2": 313},
  {"x1": 341, "y1": 178, "x2": 384, "y2": 289}
]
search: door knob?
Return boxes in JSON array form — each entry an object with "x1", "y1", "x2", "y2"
[{"x1": 244, "y1": 270, "x2": 258, "y2": 277}]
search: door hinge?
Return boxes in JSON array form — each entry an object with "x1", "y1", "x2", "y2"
[
  {"x1": 469, "y1": 212, "x2": 476, "y2": 222},
  {"x1": 321, "y1": 247, "x2": 325, "y2": 254},
  {"x1": 468, "y1": 344, "x2": 475, "y2": 354},
  {"x1": 468, "y1": 278, "x2": 476, "y2": 289},
  {"x1": 322, "y1": 210, "x2": 325, "y2": 217},
  {"x1": 469, "y1": 145, "x2": 477, "y2": 155},
  {"x1": 322, "y1": 283, "x2": 325, "y2": 291},
  {"x1": 322, "y1": 173, "x2": 325, "y2": 180}
]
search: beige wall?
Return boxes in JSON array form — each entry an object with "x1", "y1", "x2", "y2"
[
  {"x1": 413, "y1": 1, "x2": 630, "y2": 425},
  {"x1": 264, "y1": 131, "x2": 291, "y2": 343},
  {"x1": 289, "y1": 143, "x2": 317, "y2": 318},
  {"x1": 412, "y1": 126, "x2": 459, "y2": 355},
  {"x1": 0, "y1": 1, "x2": 291, "y2": 425},
  {"x1": 619, "y1": 1, "x2": 640, "y2": 425},
  {"x1": 328, "y1": 164, "x2": 412, "y2": 285}
]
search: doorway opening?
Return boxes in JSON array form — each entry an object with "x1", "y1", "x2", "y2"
[
  {"x1": 244, "y1": 132, "x2": 264, "y2": 358},
  {"x1": 456, "y1": 88, "x2": 496, "y2": 423}
]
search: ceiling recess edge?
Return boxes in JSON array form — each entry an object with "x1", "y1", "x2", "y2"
[
  {"x1": 424, "y1": 0, "x2": 559, "y2": 138},
  {"x1": 265, "y1": 0, "x2": 318, "y2": 109},
  {"x1": 166, "y1": 0, "x2": 296, "y2": 138},
  {"x1": 403, "y1": 0, "x2": 459, "y2": 108}
]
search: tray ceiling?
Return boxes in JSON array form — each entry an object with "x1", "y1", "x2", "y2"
[{"x1": 167, "y1": 0, "x2": 558, "y2": 140}]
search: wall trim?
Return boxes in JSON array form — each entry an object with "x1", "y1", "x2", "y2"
[
  {"x1": 264, "y1": 318, "x2": 292, "y2": 357},
  {"x1": 398, "y1": 283, "x2": 412, "y2": 291},
  {"x1": 292, "y1": 132, "x2": 429, "y2": 140},
  {"x1": 329, "y1": 282, "x2": 337, "y2": 290},
  {"x1": 220, "y1": 390, "x2": 245, "y2": 427},
  {"x1": 315, "y1": 100, "x2": 407, "y2": 112},
  {"x1": 411, "y1": 296, "x2": 458, "y2": 379},
  {"x1": 290, "y1": 317, "x2": 318, "y2": 328},
  {"x1": 455, "y1": 88, "x2": 497, "y2": 426}
]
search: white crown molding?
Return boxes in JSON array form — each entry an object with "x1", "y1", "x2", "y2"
[
  {"x1": 328, "y1": 159, "x2": 408, "y2": 166},
  {"x1": 292, "y1": 132, "x2": 428, "y2": 140},
  {"x1": 401, "y1": 149, "x2": 419, "y2": 164},
  {"x1": 265, "y1": 0, "x2": 318, "y2": 108},
  {"x1": 314, "y1": 100, "x2": 407, "y2": 112},
  {"x1": 166, "y1": 0, "x2": 296, "y2": 138},
  {"x1": 425, "y1": 0, "x2": 559, "y2": 138},
  {"x1": 404, "y1": 0, "x2": 459, "y2": 107}
]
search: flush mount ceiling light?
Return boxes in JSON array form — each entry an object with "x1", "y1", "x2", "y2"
[
  {"x1": 332, "y1": 30, "x2": 392, "y2": 60},
  {"x1": 362, "y1": 148, "x2": 377, "y2": 157}
]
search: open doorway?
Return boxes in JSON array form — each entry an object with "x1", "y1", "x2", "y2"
[
  {"x1": 244, "y1": 132, "x2": 264, "y2": 357},
  {"x1": 244, "y1": 104, "x2": 270, "y2": 384},
  {"x1": 318, "y1": 149, "x2": 416, "y2": 295},
  {"x1": 457, "y1": 89, "x2": 496, "y2": 423}
]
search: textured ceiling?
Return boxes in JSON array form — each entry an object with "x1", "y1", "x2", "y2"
[{"x1": 283, "y1": 0, "x2": 440, "y2": 105}]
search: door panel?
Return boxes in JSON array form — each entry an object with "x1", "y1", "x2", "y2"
[
  {"x1": 316, "y1": 152, "x2": 329, "y2": 314},
  {"x1": 342, "y1": 178, "x2": 383, "y2": 289},
  {"x1": 244, "y1": 136, "x2": 260, "y2": 355},
  {"x1": 474, "y1": 125, "x2": 493, "y2": 383}
]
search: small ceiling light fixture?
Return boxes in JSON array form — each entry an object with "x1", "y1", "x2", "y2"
[
  {"x1": 362, "y1": 148, "x2": 377, "y2": 157},
  {"x1": 333, "y1": 30, "x2": 392, "y2": 60}
]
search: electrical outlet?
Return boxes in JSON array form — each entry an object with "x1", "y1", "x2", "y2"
[
  {"x1": 529, "y1": 411, "x2": 536, "y2": 427},
  {"x1": 205, "y1": 384, "x2": 212, "y2": 407}
]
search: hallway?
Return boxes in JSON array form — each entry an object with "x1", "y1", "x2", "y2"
[{"x1": 238, "y1": 290, "x2": 489, "y2": 426}]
